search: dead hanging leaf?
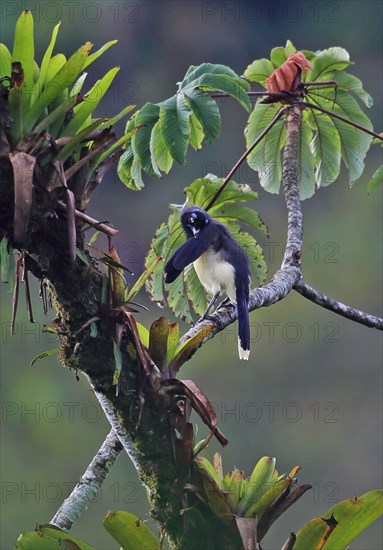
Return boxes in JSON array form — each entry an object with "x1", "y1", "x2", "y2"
[
  {"x1": 10, "y1": 151, "x2": 35, "y2": 244},
  {"x1": 65, "y1": 188, "x2": 76, "y2": 263},
  {"x1": 266, "y1": 52, "x2": 312, "y2": 95},
  {"x1": 162, "y1": 378, "x2": 228, "y2": 446}
]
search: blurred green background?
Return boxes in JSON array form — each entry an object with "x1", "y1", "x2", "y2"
[{"x1": 1, "y1": 1, "x2": 382, "y2": 549}]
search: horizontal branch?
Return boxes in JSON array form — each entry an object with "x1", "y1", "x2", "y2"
[
  {"x1": 51, "y1": 429, "x2": 122, "y2": 530},
  {"x1": 294, "y1": 279, "x2": 383, "y2": 330},
  {"x1": 180, "y1": 266, "x2": 301, "y2": 347}
]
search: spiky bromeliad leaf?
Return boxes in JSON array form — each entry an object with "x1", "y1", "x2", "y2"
[
  {"x1": 12, "y1": 10, "x2": 35, "y2": 106},
  {"x1": 145, "y1": 176, "x2": 267, "y2": 323},
  {"x1": 117, "y1": 63, "x2": 251, "y2": 189},
  {"x1": 244, "y1": 44, "x2": 374, "y2": 196}
]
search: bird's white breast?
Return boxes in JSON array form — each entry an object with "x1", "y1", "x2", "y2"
[{"x1": 193, "y1": 248, "x2": 236, "y2": 301}]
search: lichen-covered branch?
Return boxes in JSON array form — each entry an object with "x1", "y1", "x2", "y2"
[
  {"x1": 51, "y1": 429, "x2": 122, "y2": 530},
  {"x1": 294, "y1": 279, "x2": 383, "y2": 330}
]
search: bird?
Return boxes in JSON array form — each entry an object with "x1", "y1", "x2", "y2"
[{"x1": 164, "y1": 205, "x2": 251, "y2": 360}]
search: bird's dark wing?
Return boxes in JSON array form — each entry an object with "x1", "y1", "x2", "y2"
[{"x1": 164, "y1": 237, "x2": 210, "y2": 284}]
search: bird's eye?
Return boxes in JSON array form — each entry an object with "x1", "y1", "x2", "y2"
[{"x1": 189, "y1": 217, "x2": 194, "y2": 224}]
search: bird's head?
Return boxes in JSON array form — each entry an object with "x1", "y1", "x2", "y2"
[{"x1": 181, "y1": 206, "x2": 210, "y2": 236}]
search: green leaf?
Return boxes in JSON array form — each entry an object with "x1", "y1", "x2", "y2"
[
  {"x1": 168, "y1": 324, "x2": 214, "y2": 372},
  {"x1": 71, "y1": 72, "x2": 87, "y2": 96},
  {"x1": 319, "y1": 91, "x2": 373, "y2": 184},
  {"x1": 307, "y1": 110, "x2": 341, "y2": 188},
  {"x1": 308, "y1": 47, "x2": 352, "y2": 81},
  {"x1": 30, "y1": 349, "x2": 59, "y2": 367},
  {"x1": 183, "y1": 73, "x2": 251, "y2": 112},
  {"x1": 195, "y1": 456, "x2": 223, "y2": 489},
  {"x1": 112, "y1": 341, "x2": 123, "y2": 386},
  {"x1": 209, "y1": 203, "x2": 268, "y2": 235},
  {"x1": 293, "y1": 517, "x2": 336, "y2": 550},
  {"x1": 150, "y1": 119, "x2": 174, "y2": 173},
  {"x1": 184, "y1": 89, "x2": 221, "y2": 144},
  {"x1": 244, "y1": 477, "x2": 291, "y2": 518},
  {"x1": 243, "y1": 58, "x2": 274, "y2": 84},
  {"x1": 166, "y1": 321, "x2": 180, "y2": 363},
  {"x1": 321, "y1": 490, "x2": 383, "y2": 550},
  {"x1": 284, "y1": 40, "x2": 297, "y2": 57},
  {"x1": 237, "y1": 456, "x2": 276, "y2": 516},
  {"x1": 125, "y1": 255, "x2": 162, "y2": 302},
  {"x1": 367, "y1": 165, "x2": 383, "y2": 193},
  {"x1": 62, "y1": 66, "x2": 120, "y2": 136},
  {"x1": 12, "y1": 11, "x2": 35, "y2": 93},
  {"x1": 0, "y1": 238, "x2": 15, "y2": 289},
  {"x1": 33, "y1": 94, "x2": 81, "y2": 134},
  {"x1": 158, "y1": 94, "x2": 191, "y2": 164},
  {"x1": 317, "y1": 70, "x2": 373, "y2": 108},
  {"x1": 83, "y1": 40, "x2": 118, "y2": 69},
  {"x1": 246, "y1": 103, "x2": 286, "y2": 194},
  {"x1": 23, "y1": 42, "x2": 93, "y2": 133},
  {"x1": 131, "y1": 102, "x2": 161, "y2": 177},
  {"x1": 103, "y1": 510, "x2": 159, "y2": 550},
  {"x1": 189, "y1": 112, "x2": 205, "y2": 150},
  {"x1": 270, "y1": 47, "x2": 287, "y2": 68},
  {"x1": 0, "y1": 43, "x2": 12, "y2": 78},
  {"x1": 136, "y1": 322, "x2": 150, "y2": 348},
  {"x1": 53, "y1": 118, "x2": 106, "y2": 162},
  {"x1": 297, "y1": 122, "x2": 315, "y2": 200},
  {"x1": 180, "y1": 63, "x2": 247, "y2": 88},
  {"x1": 32, "y1": 22, "x2": 61, "y2": 99},
  {"x1": 16, "y1": 526, "x2": 96, "y2": 550}
]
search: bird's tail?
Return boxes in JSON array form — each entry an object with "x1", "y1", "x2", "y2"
[{"x1": 236, "y1": 289, "x2": 250, "y2": 361}]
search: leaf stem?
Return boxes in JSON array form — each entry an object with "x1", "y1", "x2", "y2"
[
  {"x1": 205, "y1": 107, "x2": 286, "y2": 211},
  {"x1": 302, "y1": 101, "x2": 383, "y2": 141}
]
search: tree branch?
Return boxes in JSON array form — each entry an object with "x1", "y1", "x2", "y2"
[
  {"x1": 294, "y1": 279, "x2": 383, "y2": 330},
  {"x1": 51, "y1": 429, "x2": 122, "y2": 530}
]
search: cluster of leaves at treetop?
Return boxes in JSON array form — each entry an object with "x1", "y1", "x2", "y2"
[{"x1": 119, "y1": 40, "x2": 379, "y2": 199}]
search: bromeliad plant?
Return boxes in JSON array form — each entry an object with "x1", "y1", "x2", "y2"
[{"x1": 0, "y1": 10, "x2": 135, "y2": 252}]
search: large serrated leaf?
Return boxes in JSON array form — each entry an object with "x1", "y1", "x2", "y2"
[
  {"x1": 246, "y1": 103, "x2": 285, "y2": 194},
  {"x1": 243, "y1": 58, "x2": 274, "y2": 84},
  {"x1": 297, "y1": 122, "x2": 315, "y2": 199},
  {"x1": 308, "y1": 110, "x2": 341, "y2": 188},
  {"x1": 131, "y1": 102, "x2": 161, "y2": 177},
  {"x1": 184, "y1": 89, "x2": 221, "y2": 144},
  {"x1": 158, "y1": 94, "x2": 191, "y2": 164},
  {"x1": 317, "y1": 91, "x2": 373, "y2": 184},
  {"x1": 308, "y1": 47, "x2": 351, "y2": 81}
]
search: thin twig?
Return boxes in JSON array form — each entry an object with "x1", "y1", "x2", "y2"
[
  {"x1": 294, "y1": 280, "x2": 383, "y2": 330},
  {"x1": 302, "y1": 101, "x2": 383, "y2": 141},
  {"x1": 205, "y1": 108, "x2": 286, "y2": 210},
  {"x1": 50, "y1": 429, "x2": 123, "y2": 531},
  {"x1": 56, "y1": 201, "x2": 119, "y2": 237}
]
